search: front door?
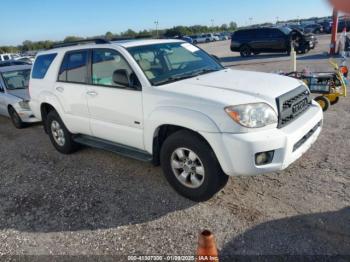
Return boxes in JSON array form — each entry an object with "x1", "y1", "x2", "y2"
[{"x1": 86, "y1": 48, "x2": 144, "y2": 150}]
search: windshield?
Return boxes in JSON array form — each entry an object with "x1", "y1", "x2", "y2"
[
  {"x1": 127, "y1": 42, "x2": 223, "y2": 86},
  {"x1": 1, "y1": 69, "x2": 31, "y2": 90},
  {"x1": 280, "y1": 27, "x2": 292, "y2": 35}
]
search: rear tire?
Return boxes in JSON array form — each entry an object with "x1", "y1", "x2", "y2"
[
  {"x1": 315, "y1": 96, "x2": 330, "y2": 112},
  {"x1": 8, "y1": 106, "x2": 26, "y2": 129},
  {"x1": 240, "y1": 45, "x2": 252, "y2": 57},
  {"x1": 46, "y1": 110, "x2": 79, "y2": 154},
  {"x1": 160, "y1": 130, "x2": 229, "y2": 202}
]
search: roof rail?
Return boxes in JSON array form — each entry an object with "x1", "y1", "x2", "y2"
[{"x1": 51, "y1": 38, "x2": 110, "y2": 49}]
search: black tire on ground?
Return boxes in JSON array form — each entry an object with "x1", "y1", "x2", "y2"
[
  {"x1": 330, "y1": 96, "x2": 340, "y2": 105},
  {"x1": 193, "y1": 40, "x2": 198, "y2": 44},
  {"x1": 160, "y1": 130, "x2": 229, "y2": 202},
  {"x1": 8, "y1": 106, "x2": 26, "y2": 129},
  {"x1": 240, "y1": 45, "x2": 252, "y2": 57},
  {"x1": 46, "y1": 110, "x2": 79, "y2": 154},
  {"x1": 315, "y1": 96, "x2": 331, "y2": 112}
]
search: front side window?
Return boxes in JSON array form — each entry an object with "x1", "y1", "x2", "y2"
[
  {"x1": 32, "y1": 53, "x2": 57, "y2": 79},
  {"x1": 92, "y1": 49, "x2": 139, "y2": 88},
  {"x1": 59, "y1": 50, "x2": 88, "y2": 83},
  {"x1": 127, "y1": 42, "x2": 223, "y2": 86},
  {"x1": 1, "y1": 69, "x2": 31, "y2": 90}
]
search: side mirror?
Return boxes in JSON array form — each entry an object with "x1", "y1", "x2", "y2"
[{"x1": 113, "y1": 69, "x2": 130, "y2": 87}]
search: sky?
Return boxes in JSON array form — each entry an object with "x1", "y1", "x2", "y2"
[{"x1": 1, "y1": 0, "x2": 333, "y2": 46}]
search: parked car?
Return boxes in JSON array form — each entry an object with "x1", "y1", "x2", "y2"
[
  {"x1": 191, "y1": 34, "x2": 209, "y2": 44},
  {"x1": 215, "y1": 33, "x2": 229, "y2": 41},
  {"x1": 337, "y1": 20, "x2": 350, "y2": 32},
  {"x1": 303, "y1": 24, "x2": 324, "y2": 34},
  {"x1": 0, "y1": 60, "x2": 31, "y2": 67},
  {"x1": 231, "y1": 27, "x2": 317, "y2": 57},
  {"x1": 204, "y1": 33, "x2": 219, "y2": 41},
  {"x1": 29, "y1": 39, "x2": 323, "y2": 201},
  {"x1": 320, "y1": 21, "x2": 333, "y2": 34},
  {"x1": 0, "y1": 53, "x2": 14, "y2": 62},
  {"x1": 15, "y1": 56, "x2": 35, "y2": 64},
  {"x1": 0, "y1": 65, "x2": 40, "y2": 128},
  {"x1": 181, "y1": 36, "x2": 194, "y2": 44}
]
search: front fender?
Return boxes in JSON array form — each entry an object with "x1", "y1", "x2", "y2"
[{"x1": 144, "y1": 106, "x2": 220, "y2": 153}]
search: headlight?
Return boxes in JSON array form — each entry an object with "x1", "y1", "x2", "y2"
[
  {"x1": 225, "y1": 103, "x2": 278, "y2": 128},
  {"x1": 18, "y1": 100, "x2": 31, "y2": 110}
]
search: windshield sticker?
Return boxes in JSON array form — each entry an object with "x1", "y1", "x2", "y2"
[{"x1": 181, "y1": 43, "x2": 200, "y2": 53}]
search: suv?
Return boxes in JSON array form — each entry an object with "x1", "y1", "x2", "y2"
[
  {"x1": 231, "y1": 27, "x2": 316, "y2": 57},
  {"x1": 0, "y1": 54, "x2": 14, "y2": 62},
  {"x1": 29, "y1": 39, "x2": 323, "y2": 201}
]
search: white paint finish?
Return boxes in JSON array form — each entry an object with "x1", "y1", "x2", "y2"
[
  {"x1": 86, "y1": 85, "x2": 144, "y2": 149},
  {"x1": 30, "y1": 40, "x2": 324, "y2": 177}
]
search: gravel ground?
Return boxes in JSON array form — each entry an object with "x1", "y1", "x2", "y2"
[{"x1": 0, "y1": 34, "x2": 349, "y2": 260}]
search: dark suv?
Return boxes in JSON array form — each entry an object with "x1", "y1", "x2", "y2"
[{"x1": 231, "y1": 27, "x2": 315, "y2": 57}]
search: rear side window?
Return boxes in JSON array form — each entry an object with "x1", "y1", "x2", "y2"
[
  {"x1": 58, "y1": 50, "x2": 88, "y2": 83},
  {"x1": 32, "y1": 54, "x2": 57, "y2": 79}
]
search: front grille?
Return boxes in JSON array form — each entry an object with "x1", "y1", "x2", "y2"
[{"x1": 276, "y1": 86, "x2": 312, "y2": 128}]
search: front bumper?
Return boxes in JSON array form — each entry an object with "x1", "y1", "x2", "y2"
[
  {"x1": 16, "y1": 109, "x2": 40, "y2": 123},
  {"x1": 202, "y1": 102, "x2": 323, "y2": 176}
]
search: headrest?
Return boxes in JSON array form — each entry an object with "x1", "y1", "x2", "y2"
[{"x1": 138, "y1": 59, "x2": 151, "y2": 71}]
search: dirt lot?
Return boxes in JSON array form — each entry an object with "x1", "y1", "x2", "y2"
[{"x1": 0, "y1": 34, "x2": 349, "y2": 260}]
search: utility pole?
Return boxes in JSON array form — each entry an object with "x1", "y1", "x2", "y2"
[
  {"x1": 154, "y1": 21, "x2": 159, "y2": 38},
  {"x1": 276, "y1": 17, "x2": 279, "y2": 25},
  {"x1": 330, "y1": 9, "x2": 339, "y2": 55},
  {"x1": 249, "y1": 17, "x2": 253, "y2": 26},
  {"x1": 211, "y1": 19, "x2": 214, "y2": 28}
]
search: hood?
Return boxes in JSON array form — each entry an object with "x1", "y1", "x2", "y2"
[
  {"x1": 6, "y1": 89, "x2": 30, "y2": 100},
  {"x1": 157, "y1": 69, "x2": 301, "y2": 108}
]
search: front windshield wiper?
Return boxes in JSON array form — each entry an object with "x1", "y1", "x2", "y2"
[{"x1": 153, "y1": 68, "x2": 221, "y2": 86}]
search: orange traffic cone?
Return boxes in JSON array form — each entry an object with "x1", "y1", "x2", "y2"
[{"x1": 196, "y1": 230, "x2": 219, "y2": 262}]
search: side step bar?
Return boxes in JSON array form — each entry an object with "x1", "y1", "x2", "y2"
[{"x1": 73, "y1": 135, "x2": 153, "y2": 162}]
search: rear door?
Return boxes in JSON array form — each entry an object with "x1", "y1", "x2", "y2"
[
  {"x1": 86, "y1": 48, "x2": 144, "y2": 150},
  {"x1": 267, "y1": 28, "x2": 287, "y2": 52},
  {"x1": 55, "y1": 50, "x2": 91, "y2": 135},
  {"x1": 250, "y1": 29, "x2": 270, "y2": 51}
]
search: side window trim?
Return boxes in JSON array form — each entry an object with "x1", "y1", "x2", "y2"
[
  {"x1": 57, "y1": 49, "x2": 90, "y2": 85},
  {"x1": 90, "y1": 48, "x2": 141, "y2": 91}
]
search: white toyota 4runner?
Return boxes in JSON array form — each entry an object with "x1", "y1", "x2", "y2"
[{"x1": 29, "y1": 39, "x2": 323, "y2": 201}]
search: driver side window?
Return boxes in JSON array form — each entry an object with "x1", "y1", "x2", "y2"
[{"x1": 92, "y1": 49, "x2": 140, "y2": 89}]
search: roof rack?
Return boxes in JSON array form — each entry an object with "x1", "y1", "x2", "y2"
[{"x1": 51, "y1": 38, "x2": 110, "y2": 49}]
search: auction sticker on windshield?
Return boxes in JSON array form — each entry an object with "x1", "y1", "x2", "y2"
[{"x1": 181, "y1": 43, "x2": 200, "y2": 53}]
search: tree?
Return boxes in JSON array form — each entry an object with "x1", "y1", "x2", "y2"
[
  {"x1": 229, "y1": 21, "x2": 238, "y2": 31},
  {"x1": 63, "y1": 36, "x2": 84, "y2": 42},
  {"x1": 105, "y1": 31, "x2": 114, "y2": 40},
  {"x1": 220, "y1": 24, "x2": 228, "y2": 31},
  {"x1": 121, "y1": 29, "x2": 137, "y2": 37}
]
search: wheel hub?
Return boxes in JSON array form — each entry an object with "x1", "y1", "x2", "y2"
[
  {"x1": 51, "y1": 120, "x2": 65, "y2": 147},
  {"x1": 171, "y1": 147, "x2": 205, "y2": 189}
]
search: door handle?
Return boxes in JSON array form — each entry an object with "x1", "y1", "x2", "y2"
[
  {"x1": 55, "y1": 86, "x2": 64, "y2": 93},
  {"x1": 86, "y1": 91, "x2": 98, "y2": 96}
]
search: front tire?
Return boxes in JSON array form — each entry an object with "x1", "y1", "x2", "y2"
[
  {"x1": 160, "y1": 130, "x2": 229, "y2": 202},
  {"x1": 8, "y1": 106, "x2": 26, "y2": 129},
  {"x1": 46, "y1": 110, "x2": 78, "y2": 154}
]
